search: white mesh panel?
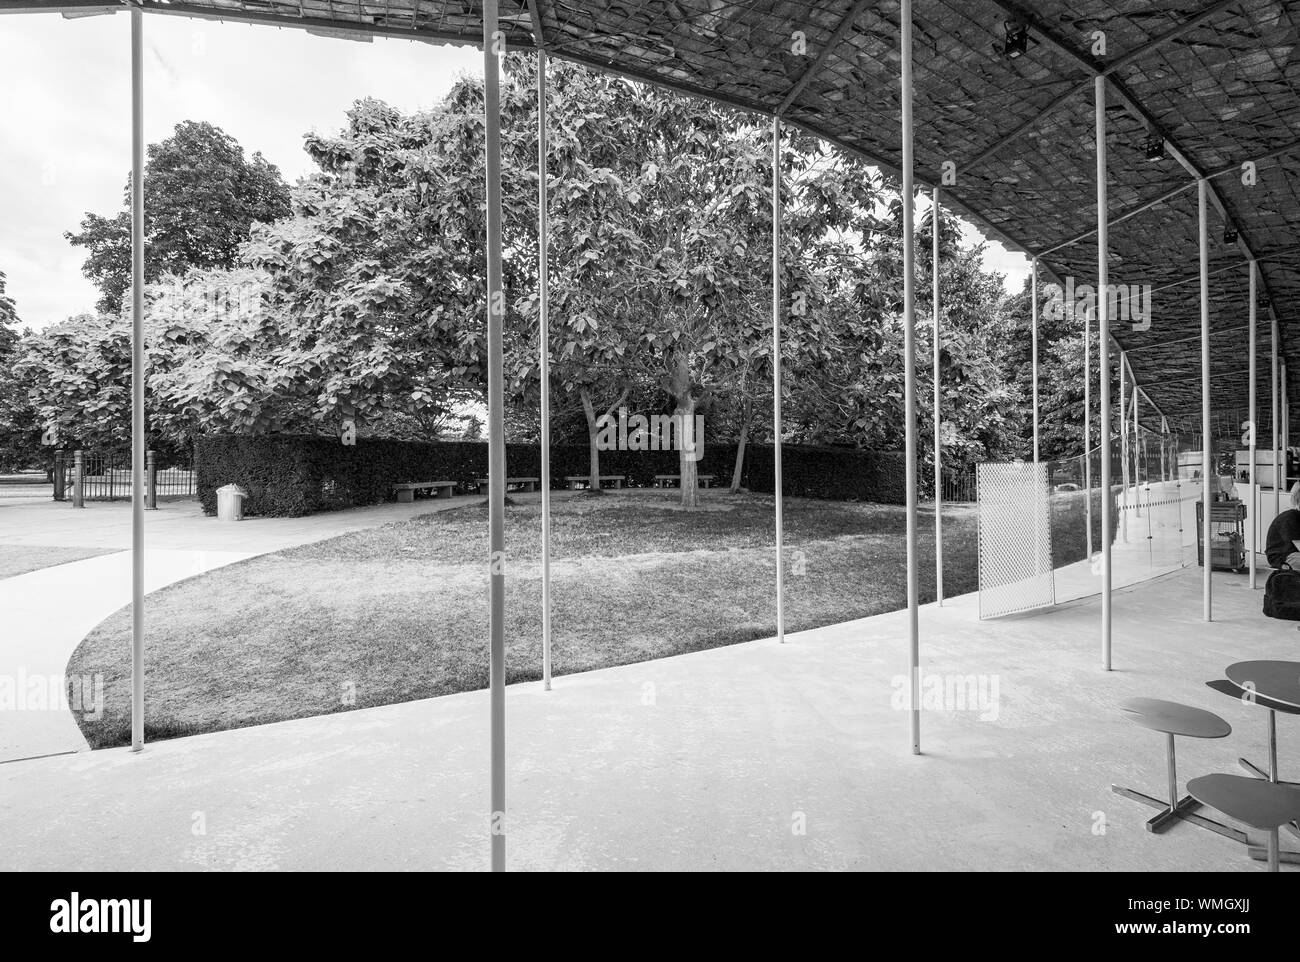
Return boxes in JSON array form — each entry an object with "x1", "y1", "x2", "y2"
[{"x1": 978, "y1": 462, "x2": 1055, "y2": 618}]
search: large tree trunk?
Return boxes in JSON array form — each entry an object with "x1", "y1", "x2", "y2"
[
  {"x1": 666, "y1": 352, "x2": 699, "y2": 509},
  {"x1": 581, "y1": 386, "x2": 628, "y2": 493},
  {"x1": 678, "y1": 395, "x2": 699, "y2": 508},
  {"x1": 580, "y1": 387, "x2": 602, "y2": 492},
  {"x1": 730, "y1": 394, "x2": 752, "y2": 493}
]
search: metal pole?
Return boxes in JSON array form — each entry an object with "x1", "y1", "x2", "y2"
[
  {"x1": 1030, "y1": 257, "x2": 1043, "y2": 577},
  {"x1": 1133, "y1": 375, "x2": 1141, "y2": 512},
  {"x1": 53, "y1": 450, "x2": 65, "y2": 502},
  {"x1": 1096, "y1": 76, "x2": 1113, "y2": 669},
  {"x1": 145, "y1": 449, "x2": 157, "y2": 511},
  {"x1": 483, "y1": 0, "x2": 507, "y2": 873},
  {"x1": 1284, "y1": 360, "x2": 1291, "y2": 503},
  {"x1": 1268, "y1": 709, "x2": 1278, "y2": 780},
  {"x1": 130, "y1": 7, "x2": 146, "y2": 751},
  {"x1": 901, "y1": 0, "x2": 921, "y2": 754},
  {"x1": 1084, "y1": 306, "x2": 1093, "y2": 559},
  {"x1": 1273, "y1": 312, "x2": 1281, "y2": 518},
  {"x1": 1165, "y1": 734, "x2": 1177, "y2": 810},
  {"x1": 1284, "y1": 360, "x2": 1290, "y2": 487},
  {"x1": 537, "y1": 48, "x2": 552, "y2": 690},
  {"x1": 1161, "y1": 415, "x2": 1168, "y2": 481},
  {"x1": 1120, "y1": 350, "x2": 1129, "y2": 542},
  {"x1": 73, "y1": 449, "x2": 84, "y2": 509},
  {"x1": 1199, "y1": 178, "x2": 1212, "y2": 622},
  {"x1": 932, "y1": 186, "x2": 942, "y2": 605},
  {"x1": 772, "y1": 114, "x2": 785, "y2": 644},
  {"x1": 1249, "y1": 261, "x2": 1257, "y2": 589},
  {"x1": 1031, "y1": 258, "x2": 1039, "y2": 465}
]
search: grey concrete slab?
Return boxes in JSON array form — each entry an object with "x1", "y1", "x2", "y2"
[{"x1": 1, "y1": 564, "x2": 1295, "y2": 871}]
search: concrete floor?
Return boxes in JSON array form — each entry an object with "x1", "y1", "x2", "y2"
[{"x1": 1, "y1": 562, "x2": 1295, "y2": 871}]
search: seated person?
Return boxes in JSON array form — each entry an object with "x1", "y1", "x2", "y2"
[{"x1": 1265, "y1": 482, "x2": 1300, "y2": 569}]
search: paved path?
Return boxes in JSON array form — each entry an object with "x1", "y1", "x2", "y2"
[
  {"x1": 0, "y1": 550, "x2": 254, "y2": 762},
  {"x1": 0, "y1": 494, "x2": 492, "y2": 763},
  {"x1": 0, "y1": 565, "x2": 1293, "y2": 870},
  {"x1": 0, "y1": 494, "x2": 487, "y2": 553}
]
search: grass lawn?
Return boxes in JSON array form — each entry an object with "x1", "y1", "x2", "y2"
[
  {"x1": 0, "y1": 545, "x2": 115, "y2": 580},
  {"x1": 69, "y1": 491, "x2": 977, "y2": 748}
]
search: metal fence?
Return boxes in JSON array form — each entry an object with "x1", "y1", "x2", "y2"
[
  {"x1": 55, "y1": 450, "x2": 195, "y2": 504},
  {"x1": 941, "y1": 467, "x2": 977, "y2": 503}
]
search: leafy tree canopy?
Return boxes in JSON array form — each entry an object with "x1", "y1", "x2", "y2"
[{"x1": 66, "y1": 121, "x2": 291, "y2": 314}]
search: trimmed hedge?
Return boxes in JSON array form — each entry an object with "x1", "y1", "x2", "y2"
[
  {"x1": 744, "y1": 444, "x2": 908, "y2": 504},
  {"x1": 195, "y1": 435, "x2": 909, "y2": 517}
]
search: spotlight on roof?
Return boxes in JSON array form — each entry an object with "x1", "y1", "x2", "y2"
[
  {"x1": 995, "y1": 21, "x2": 1031, "y2": 59},
  {"x1": 1223, "y1": 226, "x2": 1239, "y2": 244},
  {"x1": 1143, "y1": 136, "x2": 1165, "y2": 161}
]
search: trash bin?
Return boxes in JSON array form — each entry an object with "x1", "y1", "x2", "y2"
[{"x1": 216, "y1": 484, "x2": 248, "y2": 522}]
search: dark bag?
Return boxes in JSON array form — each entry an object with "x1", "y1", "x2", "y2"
[{"x1": 1263, "y1": 564, "x2": 1300, "y2": 620}]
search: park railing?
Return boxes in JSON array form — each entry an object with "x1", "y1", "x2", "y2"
[
  {"x1": 56, "y1": 449, "x2": 195, "y2": 506},
  {"x1": 940, "y1": 467, "x2": 976, "y2": 503}
]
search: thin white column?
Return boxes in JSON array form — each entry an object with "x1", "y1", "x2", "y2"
[
  {"x1": 1198, "y1": 178, "x2": 1212, "y2": 622},
  {"x1": 1084, "y1": 305, "x2": 1093, "y2": 559},
  {"x1": 537, "y1": 49, "x2": 552, "y2": 688},
  {"x1": 901, "y1": 0, "x2": 921, "y2": 754},
  {"x1": 1274, "y1": 313, "x2": 1281, "y2": 518},
  {"x1": 1096, "y1": 76, "x2": 1113, "y2": 669},
  {"x1": 1284, "y1": 360, "x2": 1290, "y2": 486},
  {"x1": 1119, "y1": 351, "x2": 1129, "y2": 541},
  {"x1": 1133, "y1": 375, "x2": 1140, "y2": 515},
  {"x1": 483, "y1": 0, "x2": 507, "y2": 873},
  {"x1": 1030, "y1": 257, "x2": 1043, "y2": 578},
  {"x1": 130, "y1": 6, "x2": 146, "y2": 752},
  {"x1": 1031, "y1": 258, "x2": 1039, "y2": 465},
  {"x1": 1249, "y1": 261, "x2": 1257, "y2": 588},
  {"x1": 932, "y1": 186, "x2": 943, "y2": 605},
  {"x1": 772, "y1": 115, "x2": 785, "y2": 644},
  {"x1": 1161, "y1": 415, "x2": 1169, "y2": 481}
]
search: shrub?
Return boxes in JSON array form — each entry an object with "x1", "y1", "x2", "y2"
[{"x1": 195, "y1": 435, "x2": 910, "y2": 517}]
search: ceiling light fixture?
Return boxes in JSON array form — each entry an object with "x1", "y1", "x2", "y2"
[{"x1": 995, "y1": 21, "x2": 1032, "y2": 59}]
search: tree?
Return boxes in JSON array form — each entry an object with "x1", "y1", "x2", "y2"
[
  {"x1": 0, "y1": 270, "x2": 42, "y2": 470},
  {"x1": 987, "y1": 274, "x2": 1125, "y2": 464},
  {"x1": 66, "y1": 121, "x2": 291, "y2": 314},
  {"x1": 781, "y1": 196, "x2": 1027, "y2": 481},
  {"x1": 16, "y1": 314, "x2": 132, "y2": 452},
  {"x1": 0, "y1": 268, "x2": 17, "y2": 351},
  {"x1": 503, "y1": 61, "x2": 881, "y2": 504},
  {"x1": 35, "y1": 63, "x2": 1030, "y2": 496}
]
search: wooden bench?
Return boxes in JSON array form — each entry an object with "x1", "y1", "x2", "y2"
[
  {"x1": 475, "y1": 477, "x2": 539, "y2": 493},
  {"x1": 564, "y1": 475, "x2": 625, "y2": 490},
  {"x1": 391, "y1": 481, "x2": 456, "y2": 503},
  {"x1": 654, "y1": 473, "x2": 716, "y2": 488}
]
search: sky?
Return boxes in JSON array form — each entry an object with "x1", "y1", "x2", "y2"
[{"x1": 0, "y1": 10, "x2": 1028, "y2": 331}]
